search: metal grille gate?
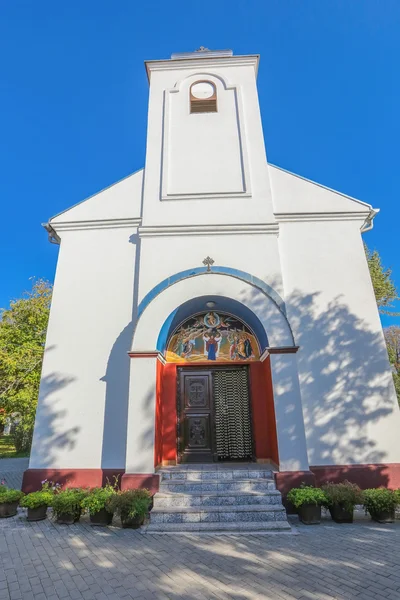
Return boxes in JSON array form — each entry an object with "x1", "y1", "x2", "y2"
[{"x1": 214, "y1": 368, "x2": 253, "y2": 460}]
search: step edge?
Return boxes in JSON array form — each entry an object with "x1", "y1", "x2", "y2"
[{"x1": 151, "y1": 505, "x2": 286, "y2": 513}]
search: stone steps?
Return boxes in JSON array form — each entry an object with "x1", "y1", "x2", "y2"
[
  {"x1": 146, "y1": 466, "x2": 291, "y2": 534},
  {"x1": 158, "y1": 479, "x2": 277, "y2": 493},
  {"x1": 145, "y1": 521, "x2": 291, "y2": 533},
  {"x1": 154, "y1": 491, "x2": 282, "y2": 508},
  {"x1": 160, "y1": 469, "x2": 273, "y2": 481},
  {"x1": 150, "y1": 504, "x2": 288, "y2": 526}
]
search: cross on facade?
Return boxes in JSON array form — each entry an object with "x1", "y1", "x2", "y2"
[{"x1": 202, "y1": 256, "x2": 215, "y2": 272}]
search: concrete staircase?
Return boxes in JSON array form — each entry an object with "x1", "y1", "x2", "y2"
[{"x1": 145, "y1": 465, "x2": 291, "y2": 533}]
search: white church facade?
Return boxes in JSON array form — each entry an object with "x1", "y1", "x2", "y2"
[{"x1": 23, "y1": 49, "x2": 400, "y2": 498}]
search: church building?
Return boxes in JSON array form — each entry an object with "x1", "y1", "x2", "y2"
[{"x1": 24, "y1": 49, "x2": 400, "y2": 506}]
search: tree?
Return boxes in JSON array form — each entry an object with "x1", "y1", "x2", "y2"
[
  {"x1": 0, "y1": 279, "x2": 52, "y2": 451},
  {"x1": 384, "y1": 326, "x2": 400, "y2": 405},
  {"x1": 365, "y1": 244, "x2": 399, "y2": 315}
]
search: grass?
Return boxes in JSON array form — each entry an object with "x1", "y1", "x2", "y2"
[{"x1": 0, "y1": 436, "x2": 30, "y2": 459}]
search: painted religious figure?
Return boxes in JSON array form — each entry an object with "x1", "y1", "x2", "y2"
[
  {"x1": 166, "y1": 311, "x2": 260, "y2": 363},
  {"x1": 203, "y1": 329, "x2": 222, "y2": 360}
]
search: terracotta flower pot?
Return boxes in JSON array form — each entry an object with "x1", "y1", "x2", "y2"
[
  {"x1": 27, "y1": 505, "x2": 48, "y2": 522},
  {"x1": 298, "y1": 503, "x2": 321, "y2": 525},
  {"x1": 90, "y1": 508, "x2": 113, "y2": 526},
  {"x1": 0, "y1": 501, "x2": 19, "y2": 518},
  {"x1": 370, "y1": 509, "x2": 395, "y2": 524},
  {"x1": 329, "y1": 504, "x2": 354, "y2": 524}
]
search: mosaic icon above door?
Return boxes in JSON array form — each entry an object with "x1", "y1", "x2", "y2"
[{"x1": 166, "y1": 312, "x2": 260, "y2": 363}]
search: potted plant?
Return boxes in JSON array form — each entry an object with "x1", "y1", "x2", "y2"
[
  {"x1": 52, "y1": 488, "x2": 87, "y2": 525},
  {"x1": 287, "y1": 486, "x2": 327, "y2": 524},
  {"x1": 20, "y1": 480, "x2": 61, "y2": 522},
  {"x1": 322, "y1": 480, "x2": 363, "y2": 523},
  {"x1": 20, "y1": 490, "x2": 53, "y2": 521},
  {"x1": 107, "y1": 489, "x2": 151, "y2": 528},
  {"x1": 363, "y1": 488, "x2": 399, "y2": 523},
  {"x1": 81, "y1": 485, "x2": 116, "y2": 526},
  {"x1": 0, "y1": 481, "x2": 24, "y2": 518}
]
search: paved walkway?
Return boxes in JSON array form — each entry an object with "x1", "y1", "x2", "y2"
[
  {"x1": 0, "y1": 511, "x2": 399, "y2": 599},
  {"x1": 0, "y1": 458, "x2": 29, "y2": 490}
]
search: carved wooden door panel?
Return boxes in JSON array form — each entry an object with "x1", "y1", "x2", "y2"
[{"x1": 178, "y1": 370, "x2": 214, "y2": 463}]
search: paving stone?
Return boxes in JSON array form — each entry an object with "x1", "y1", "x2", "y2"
[{"x1": 0, "y1": 507, "x2": 399, "y2": 599}]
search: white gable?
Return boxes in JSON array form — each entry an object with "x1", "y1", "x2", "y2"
[
  {"x1": 51, "y1": 169, "x2": 143, "y2": 224},
  {"x1": 269, "y1": 164, "x2": 373, "y2": 215}
]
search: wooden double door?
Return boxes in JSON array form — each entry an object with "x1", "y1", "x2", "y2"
[{"x1": 177, "y1": 367, "x2": 253, "y2": 463}]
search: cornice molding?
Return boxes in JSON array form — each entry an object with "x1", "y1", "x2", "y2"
[
  {"x1": 128, "y1": 351, "x2": 165, "y2": 364},
  {"x1": 274, "y1": 211, "x2": 369, "y2": 223},
  {"x1": 145, "y1": 55, "x2": 259, "y2": 81},
  {"x1": 138, "y1": 223, "x2": 279, "y2": 237},
  {"x1": 51, "y1": 218, "x2": 142, "y2": 232},
  {"x1": 268, "y1": 346, "x2": 299, "y2": 354}
]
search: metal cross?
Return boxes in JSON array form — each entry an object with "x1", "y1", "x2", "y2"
[{"x1": 202, "y1": 256, "x2": 215, "y2": 272}]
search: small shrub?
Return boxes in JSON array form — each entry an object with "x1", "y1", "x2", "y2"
[
  {"x1": 321, "y1": 481, "x2": 363, "y2": 513},
  {"x1": 0, "y1": 482, "x2": 24, "y2": 504},
  {"x1": 287, "y1": 486, "x2": 327, "y2": 508},
  {"x1": 363, "y1": 488, "x2": 399, "y2": 515},
  {"x1": 20, "y1": 491, "x2": 53, "y2": 509},
  {"x1": 107, "y1": 489, "x2": 151, "y2": 522},
  {"x1": 81, "y1": 485, "x2": 116, "y2": 516},
  {"x1": 52, "y1": 488, "x2": 88, "y2": 518}
]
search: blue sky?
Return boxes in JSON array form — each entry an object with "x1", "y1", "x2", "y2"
[{"x1": 1, "y1": 1, "x2": 399, "y2": 326}]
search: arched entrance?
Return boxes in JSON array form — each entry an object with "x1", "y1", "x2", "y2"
[
  {"x1": 123, "y1": 269, "x2": 310, "y2": 487},
  {"x1": 154, "y1": 299, "x2": 280, "y2": 467}
]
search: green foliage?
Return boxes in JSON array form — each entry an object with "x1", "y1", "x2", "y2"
[
  {"x1": 0, "y1": 483, "x2": 24, "y2": 504},
  {"x1": 51, "y1": 488, "x2": 87, "y2": 517},
  {"x1": 362, "y1": 488, "x2": 399, "y2": 515},
  {"x1": 106, "y1": 489, "x2": 151, "y2": 521},
  {"x1": 287, "y1": 486, "x2": 327, "y2": 508},
  {"x1": 365, "y1": 244, "x2": 399, "y2": 316},
  {"x1": 384, "y1": 326, "x2": 400, "y2": 405},
  {"x1": 0, "y1": 435, "x2": 29, "y2": 458},
  {"x1": 20, "y1": 480, "x2": 59, "y2": 509},
  {"x1": 20, "y1": 490, "x2": 53, "y2": 509},
  {"x1": 321, "y1": 481, "x2": 363, "y2": 512},
  {"x1": 81, "y1": 485, "x2": 116, "y2": 515},
  {"x1": 393, "y1": 373, "x2": 400, "y2": 405},
  {"x1": 0, "y1": 279, "x2": 52, "y2": 452}
]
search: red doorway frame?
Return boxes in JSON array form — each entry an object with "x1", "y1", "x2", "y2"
[{"x1": 154, "y1": 356, "x2": 279, "y2": 467}]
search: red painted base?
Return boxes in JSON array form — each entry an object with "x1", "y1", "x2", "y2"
[
  {"x1": 121, "y1": 473, "x2": 159, "y2": 494},
  {"x1": 23, "y1": 469, "x2": 125, "y2": 493},
  {"x1": 311, "y1": 463, "x2": 400, "y2": 490},
  {"x1": 275, "y1": 463, "x2": 400, "y2": 513}
]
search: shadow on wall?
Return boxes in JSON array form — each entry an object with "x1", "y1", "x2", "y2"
[
  {"x1": 100, "y1": 232, "x2": 141, "y2": 470},
  {"x1": 27, "y1": 372, "x2": 79, "y2": 470},
  {"x1": 99, "y1": 263, "x2": 397, "y2": 482},
  {"x1": 239, "y1": 279, "x2": 397, "y2": 478}
]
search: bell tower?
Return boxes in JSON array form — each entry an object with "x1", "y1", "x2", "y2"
[{"x1": 141, "y1": 48, "x2": 276, "y2": 227}]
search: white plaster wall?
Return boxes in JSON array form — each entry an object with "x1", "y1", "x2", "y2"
[
  {"x1": 137, "y1": 233, "x2": 284, "y2": 302},
  {"x1": 30, "y1": 227, "x2": 137, "y2": 469},
  {"x1": 270, "y1": 353, "x2": 309, "y2": 471},
  {"x1": 166, "y1": 75, "x2": 244, "y2": 196},
  {"x1": 142, "y1": 60, "x2": 275, "y2": 226},
  {"x1": 279, "y1": 219, "x2": 400, "y2": 466},
  {"x1": 51, "y1": 170, "x2": 143, "y2": 224},
  {"x1": 125, "y1": 356, "x2": 158, "y2": 474},
  {"x1": 269, "y1": 165, "x2": 371, "y2": 215}
]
